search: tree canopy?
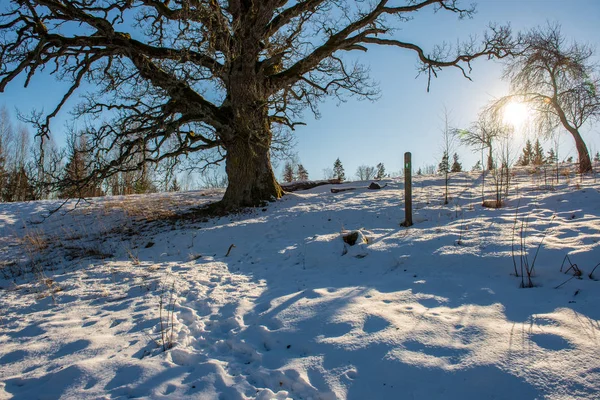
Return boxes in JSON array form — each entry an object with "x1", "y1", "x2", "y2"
[
  {"x1": 0, "y1": 0, "x2": 516, "y2": 209},
  {"x1": 497, "y1": 24, "x2": 600, "y2": 173}
]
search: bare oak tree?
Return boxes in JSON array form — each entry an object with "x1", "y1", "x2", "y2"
[
  {"x1": 497, "y1": 24, "x2": 600, "y2": 173},
  {"x1": 0, "y1": 0, "x2": 515, "y2": 209},
  {"x1": 356, "y1": 164, "x2": 376, "y2": 181},
  {"x1": 455, "y1": 106, "x2": 509, "y2": 204},
  {"x1": 456, "y1": 107, "x2": 505, "y2": 171}
]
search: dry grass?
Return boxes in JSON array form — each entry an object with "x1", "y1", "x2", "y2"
[
  {"x1": 102, "y1": 199, "x2": 178, "y2": 221},
  {"x1": 482, "y1": 199, "x2": 504, "y2": 209},
  {"x1": 0, "y1": 260, "x2": 21, "y2": 279},
  {"x1": 100, "y1": 194, "x2": 204, "y2": 222},
  {"x1": 34, "y1": 277, "x2": 63, "y2": 300},
  {"x1": 63, "y1": 244, "x2": 113, "y2": 260},
  {"x1": 125, "y1": 247, "x2": 140, "y2": 265},
  {"x1": 20, "y1": 229, "x2": 50, "y2": 253}
]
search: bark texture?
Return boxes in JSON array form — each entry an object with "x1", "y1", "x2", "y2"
[
  {"x1": 222, "y1": 134, "x2": 283, "y2": 208},
  {"x1": 553, "y1": 101, "x2": 593, "y2": 173}
]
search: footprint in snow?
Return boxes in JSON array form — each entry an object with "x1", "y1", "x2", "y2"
[
  {"x1": 403, "y1": 340, "x2": 468, "y2": 364},
  {"x1": 164, "y1": 384, "x2": 177, "y2": 395},
  {"x1": 363, "y1": 315, "x2": 390, "y2": 334},
  {"x1": 344, "y1": 370, "x2": 358, "y2": 380},
  {"x1": 417, "y1": 297, "x2": 443, "y2": 309},
  {"x1": 321, "y1": 322, "x2": 353, "y2": 338},
  {"x1": 454, "y1": 325, "x2": 483, "y2": 345},
  {"x1": 0, "y1": 349, "x2": 27, "y2": 364},
  {"x1": 530, "y1": 333, "x2": 573, "y2": 351}
]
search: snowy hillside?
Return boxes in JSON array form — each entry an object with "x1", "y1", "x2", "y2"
[{"x1": 1, "y1": 169, "x2": 600, "y2": 399}]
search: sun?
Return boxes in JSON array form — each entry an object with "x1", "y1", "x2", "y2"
[{"x1": 503, "y1": 101, "x2": 531, "y2": 128}]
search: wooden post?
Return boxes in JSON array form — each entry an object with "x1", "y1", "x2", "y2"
[{"x1": 402, "y1": 152, "x2": 413, "y2": 227}]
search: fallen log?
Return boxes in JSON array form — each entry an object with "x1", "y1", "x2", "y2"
[
  {"x1": 281, "y1": 179, "x2": 341, "y2": 192},
  {"x1": 330, "y1": 187, "x2": 357, "y2": 193}
]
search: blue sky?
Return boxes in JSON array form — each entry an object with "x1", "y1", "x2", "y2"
[
  {"x1": 293, "y1": 0, "x2": 600, "y2": 178},
  {"x1": 2, "y1": 0, "x2": 600, "y2": 182}
]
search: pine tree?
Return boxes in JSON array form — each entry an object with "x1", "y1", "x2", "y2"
[
  {"x1": 546, "y1": 148, "x2": 557, "y2": 164},
  {"x1": 375, "y1": 163, "x2": 386, "y2": 180},
  {"x1": 134, "y1": 176, "x2": 156, "y2": 194},
  {"x1": 417, "y1": 168, "x2": 422, "y2": 176},
  {"x1": 594, "y1": 151, "x2": 600, "y2": 162},
  {"x1": 471, "y1": 160, "x2": 482, "y2": 171},
  {"x1": 450, "y1": 153, "x2": 462, "y2": 172},
  {"x1": 59, "y1": 134, "x2": 103, "y2": 198},
  {"x1": 133, "y1": 162, "x2": 157, "y2": 194},
  {"x1": 333, "y1": 158, "x2": 345, "y2": 182},
  {"x1": 169, "y1": 177, "x2": 181, "y2": 192},
  {"x1": 533, "y1": 139, "x2": 544, "y2": 165},
  {"x1": 517, "y1": 140, "x2": 533, "y2": 166},
  {"x1": 438, "y1": 151, "x2": 449, "y2": 174},
  {"x1": 282, "y1": 161, "x2": 295, "y2": 183},
  {"x1": 297, "y1": 164, "x2": 309, "y2": 181},
  {"x1": 4, "y1": 167, "x2": 35, "y2": 202}
]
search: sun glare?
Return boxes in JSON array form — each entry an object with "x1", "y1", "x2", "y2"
[{"x1": 503, "y1": 101, "x2": 531, "y2": 128}]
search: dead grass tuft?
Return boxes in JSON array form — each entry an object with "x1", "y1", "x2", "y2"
[
  {"x1": 21, "y1": 229, "x2": 50, "y2": 253},
  {"x1": 482, "y1": 200, "x2": 504, "y2": 209}
]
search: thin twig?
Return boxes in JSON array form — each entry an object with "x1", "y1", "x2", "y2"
[
  {"x1": 589, "y1": 262, "x2": 600, "y2": 280},
  {"x1": 529, "y1": 215, "x2": 555, "y2": 277},
  {"x1": 554, "y1": 275, "x2": 575, "y2": 289},
  {"x1": 511, "y1": 200, "x2": 521, "y2": 277},
  {"x1": 168, "y1": 280, "x2": 175, "y2": 350}
]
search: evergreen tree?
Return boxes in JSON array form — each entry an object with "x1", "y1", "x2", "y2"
[
  {"x1": 417, "y1": 168, "x2": 422, "y2": 176},
  {"x1": 169, "y1": 177, "x2": 181, "y2": 192},
  {"x1": 59, "y1": 134, "x2": 103, "y2": 198},
  {"x1": 134, "y1": 176, "x2": 157, "y2": 194},
  {"x1": 533, "y1": 139, "x2": 544, "y2": 165},
  {"x1": 517, "y1": 140, "x2": 534, "y2": 166},
  {"x1": 450, "y1": 153, "x2": 463, "y2": 172},
  {"x1": 594, "y1": 151, "x2": 600, "y2": 162},
  {"x1": 375, "y1": 163, "x2": 386, "y2": 180},
  {"x1": 333, "y1": 158, "x2": 345, "y2": 182},
  {"x1": 471, "y1": 160, "x2": 482, "y2": 171},
  {"x1": 133, "y1": 163, "x2": 157, "y2": 194},
  {"x1": 297, "y1": 164, "x2": 309, "y2": 181},
  {"x1": 4, "y1": 167, "x2": 35, "y2": 202},
  {"x1": 438, "y1": 151, "x2": 449, "y2": 174},
  {"x1": 546, "y1": 148, "x2": 557, "y2": 164},
  {"x1": 1, "y1": 124, "x2": 35, "y2": 202},
  {"x1": 282, "y1": 161, "x2": 295, "y2": 183}
]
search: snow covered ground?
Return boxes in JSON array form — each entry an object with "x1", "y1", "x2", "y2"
[{"x1": 1, "y1": 168, "x2": 600, "y2": 399}]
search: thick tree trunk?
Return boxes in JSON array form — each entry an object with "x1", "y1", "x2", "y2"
[
  {"x1": 569, "y1": 128, "x2": 593, "y2": 173},
  {"x1": 219, "y1": 39, "x2": 284, "y2": 209},
  {"x1": 553, "y1": 101, "x2": 593, "y2": 173},
  {"x1": 220, "y1": 124, "x2": 283, "y2": 209}
]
